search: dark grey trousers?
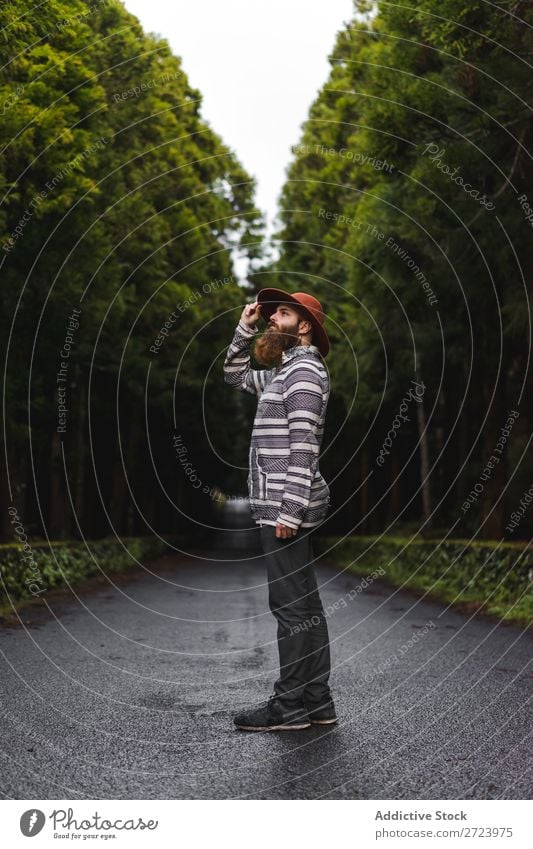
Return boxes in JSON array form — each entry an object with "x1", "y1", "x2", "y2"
[{"x1": 259, "y1": 524, "x2": 332, "y2": 710}]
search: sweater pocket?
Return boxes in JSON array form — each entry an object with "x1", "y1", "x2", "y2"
[{"x1": 249, "y1": 447, "x2": 269, "y2": 501}]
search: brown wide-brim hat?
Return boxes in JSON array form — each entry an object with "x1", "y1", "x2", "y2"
[{"x1": 257, "y1": 288, "x2": 330, "y2": 357}]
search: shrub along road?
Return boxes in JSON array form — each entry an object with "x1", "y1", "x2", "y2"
[{"x1": 0, "y1": 527, "x2": 531, "y2": 799}]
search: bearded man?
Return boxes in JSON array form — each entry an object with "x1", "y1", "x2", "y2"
[{"x1": 223, "y1": 289, "x2": 336, "y2": 731}]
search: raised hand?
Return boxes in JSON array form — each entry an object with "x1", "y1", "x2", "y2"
[{"x1": 240, "y1": 301, "x2": 262, "y2": 328}]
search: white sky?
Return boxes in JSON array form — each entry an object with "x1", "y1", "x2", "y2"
[{"x1": 124, "y1": 0, "x2": 355, "y2": 238}]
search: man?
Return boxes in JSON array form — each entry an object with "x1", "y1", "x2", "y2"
[{"x1": 223, "y1": 288, "x2": 336, "y2": 731}]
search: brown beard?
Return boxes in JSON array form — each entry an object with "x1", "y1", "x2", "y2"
[{"x1": 253, "y1": 324, "x2": 300, "y2": 368}]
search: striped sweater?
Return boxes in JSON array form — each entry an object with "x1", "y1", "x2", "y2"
[{"x1": 223, "y1": 318, "x2": 331, "y2": 529}]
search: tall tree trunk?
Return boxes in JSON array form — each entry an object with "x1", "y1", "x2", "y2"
[
  {"x1": 415, "y1": 375, "x2": 432, "y2": 527},
  {"x1": 0, "y1": 427, "x2": 28, "y2": 538},
  {"x1": 360, "y1": 445, "x2": 369, "y2": 533},
  {"x1": 125, "y1": 418, "x2": 142, "y2": 535},
  {"x1": 110, "y1": 417, "x2": 142, "y2": 534},
  {"x1": 110, "y1": 458, "x2": 127, "y2": 533},
  {"x1": 74, "y1": 374, "x2": 86, "y2": 535},
  {"x1": 479, "y1": 382, "x2": 508, "y2": 539},
  {"x1": 385, "y1": 451, "x2": 401, "y2": 526},
  {"x1": 456, "y1": 373, "x2": 470, "y2": 504},
  {"x1": 0, "y1": 433, "x2": 12, "y2": 540},
  {"x1": 49, "y1": 430, "x2": 69, "y2": 539}
]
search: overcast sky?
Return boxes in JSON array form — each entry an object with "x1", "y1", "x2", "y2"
[{"x1": 124, "y1": 0, "x2": 355, "y2": 236}]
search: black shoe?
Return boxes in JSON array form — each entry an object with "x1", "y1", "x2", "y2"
[
  {"x1": 305, "y1": 700, "x2": 337, "y2": 725},
  {"x1": 233, "y1": 696, "x2": 311, "y2": 731}
]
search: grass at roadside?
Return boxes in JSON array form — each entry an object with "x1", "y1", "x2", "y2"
[
  {"x1": 0, "y1": 535, "x2": 182, "y2": 619},
  {"x1": 314, "y1": 535, "x2": 533, "y2": 626}
]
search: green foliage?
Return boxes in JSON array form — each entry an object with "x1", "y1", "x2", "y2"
[
  {"x1": 315, "y1": 535, "x2": 533, "y2": 624},
  {"x1": 0, "y1": 0, "x2": 264, "y2": 538},
  {"x1": 0, "y1": 535, "x2": 171, "y2": 607},
  {"x1": 274, "y1": 0, "x2": 533, "y2": 537}
]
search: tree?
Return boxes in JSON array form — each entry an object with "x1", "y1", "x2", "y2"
[{"x1": 274, "y1": 0, "x2": 533, "y2": 538}]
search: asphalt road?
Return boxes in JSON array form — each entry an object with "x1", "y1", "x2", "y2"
[{"x1": 1, "y1": 507, "x2": 531, "y2": 800}]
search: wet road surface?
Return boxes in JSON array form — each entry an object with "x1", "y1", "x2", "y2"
[{"x1": 0, "y1": 503, "x2": 531, "y2": 799}]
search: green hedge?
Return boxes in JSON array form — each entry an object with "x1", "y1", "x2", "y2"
[
  {"x1": 3, "y1": 533, "x2": 531, "y2": 625},
  {"x1": 0, "y1": 536, "x2": 173, "y2": 610},
  {"x1": 314, "y1": 535, "x2": 533, "y2": 625}
]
